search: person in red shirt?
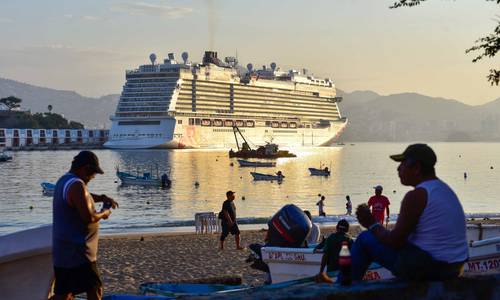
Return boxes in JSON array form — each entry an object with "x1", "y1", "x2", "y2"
[{"x1": 367, "y1": 185, "x2": 390, "y2": 225}]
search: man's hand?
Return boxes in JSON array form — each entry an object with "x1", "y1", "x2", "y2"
[
  {"x1": 101, "y1": 209, "x2": 112, "y2": 220},
  {"x1": 356, "y1": 204, "x2": 376, "y2": 229},
  {"x1": 101, "y1": 194, "x2": 119, "y2": 209}
]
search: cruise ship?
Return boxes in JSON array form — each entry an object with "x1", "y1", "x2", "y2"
[{"x1": 104, "y1": 51, "x2": 347, "y2": 149}]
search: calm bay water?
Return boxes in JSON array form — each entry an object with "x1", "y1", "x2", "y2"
[{"x1": 1, "y1": 143, "x2": 499, "y2": 235}]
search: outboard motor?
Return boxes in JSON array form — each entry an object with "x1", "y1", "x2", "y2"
[{"x1": 267, "y1": 204, "x2": 311, "y2": 248}]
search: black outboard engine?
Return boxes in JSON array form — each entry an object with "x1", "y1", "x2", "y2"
[{"x1": 267, "y1": 204, "x2": 311, "y2": 248}]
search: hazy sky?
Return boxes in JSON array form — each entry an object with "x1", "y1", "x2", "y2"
[{"x1": 0, "y1": 0, "x2": 498, "y2": 104}]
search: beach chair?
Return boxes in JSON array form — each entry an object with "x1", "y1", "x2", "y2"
[{"x1": 195, "y1": 212, "x2": 219, "y2": 234}]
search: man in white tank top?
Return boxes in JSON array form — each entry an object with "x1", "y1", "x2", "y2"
[{"x1": 320, "y1": 144, "x2": 468, "y2": 283}]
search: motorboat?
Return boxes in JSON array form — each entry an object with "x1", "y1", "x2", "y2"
[
  {"x1": 308, "y1": 167, "x2": 331, "y2": 176},
  {"x1": 238, "y1": 159, "x2": 276, "y2": 168},
  {"x1": 0, "y1": 225, "x2": 53, "y2": 300},
  {"x1": 0, "y1": 150, "x2": 12, "y2": 162},
  {"x1": 261, "y1": 224, "x2": 500, "y2": 283},
  {"x1": 229, "y1": 126, "x2": 296, "y2": 159},
  {"x1": 251, "y1": 171, "x2": 285, "y2": 181},
  {"x1": 116, "y1": 166, "x2": 171, "y2": 187},
  {"x1": 41, "y1": 182, "x2": 56, "y2": 196}
]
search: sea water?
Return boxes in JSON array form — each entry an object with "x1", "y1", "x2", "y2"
[{"x1": 1, "y1": 143, "x2": 499, "y2": 235}]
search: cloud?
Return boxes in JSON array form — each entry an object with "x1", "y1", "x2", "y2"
[
  {"x1": 0, "y1": 17, "x2": 13, "y2": 23},
  {"x1": 63, "y1": 14, "x2": 73, "y2": 19},
  {"x1": 111, "y1": 2, "x2": 193, "y2": 19},
  {"x1": 82, "y1": 15, "x2": 101, "y2": 21}
]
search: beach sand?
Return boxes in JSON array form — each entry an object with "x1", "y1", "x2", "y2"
[
  {"x1": 98, "y1": 225, "x2": 363, "y2": 295},
  {"x1": 98, "y1": 218, "x2": 498, "y2": 295}
]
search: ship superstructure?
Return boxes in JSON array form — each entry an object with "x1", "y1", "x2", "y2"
[{"x1": 105, "y1": 51, "x2": 347, "y2": 149}]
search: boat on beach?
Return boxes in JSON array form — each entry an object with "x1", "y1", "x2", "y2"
[
  {"x1": 238, "y1": 159, "x2": 276, "y2": 168},
  {"x1": 41, "y1": 182, "x2": 55, "y2": 196},
  {"x1": 308, "y1": 167, "x2": 331, "y2": 176},
  {"x1": 0, "y1": 225, "x2": 53, "y2": 300},
  {"x1": 251, "y1": 171, "x2": 285, "y2": 181},
  {"x1": 261, "y1": 224, "x2": 500, "y2": 283}
]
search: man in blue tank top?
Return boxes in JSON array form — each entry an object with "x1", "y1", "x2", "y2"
[
  {"x1": 318, "y1": 144, "x2": 468, "y2": 283},
  {"x1": 52, "y1": 151, "x2": 118, "y2": 300}
]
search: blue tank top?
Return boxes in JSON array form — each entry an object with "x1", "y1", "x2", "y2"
[{"x1": 52, "y1": 172, "x2": 99, "y2": 267}]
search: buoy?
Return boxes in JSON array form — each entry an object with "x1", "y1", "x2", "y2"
[
  {"x1": 490, "y1": 166, "x2": 494, "y2": 170},
  {"x1": 216, "y1": 159, "x2": 218, "y2": 161},
  {"x1": 194, "y1": 181, "x2": 200, "y2": 187},
  {"x1": 114, "y1": 180, "x2": 118, "y2": 183},
  {"x1": 29, "y1": 206, "x2": 33, "y2": 210},
  {"x1": 242, "y1": 196, "x2": 246, "y2": 200},
  {"x1": 146, "y1": 201, "x2": 150, "y2": 204},
  {"x1": 464, "y1": 172, "x2": 467, "y2": 179},
  {"x1": 140, "y1": 236, "x2": 144, "y2": 241},
  {"x1": 230, "y1": 162, "x2": 234, "y2": 166},
  {"x1": 393, "y1": 190, "x2": 396, "y2": 193}
]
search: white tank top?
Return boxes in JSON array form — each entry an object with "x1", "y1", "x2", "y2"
[{"x1": 408, "y1": 179, "x2": 468, "y2": 263}]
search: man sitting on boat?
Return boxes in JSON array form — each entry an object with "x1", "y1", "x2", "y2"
[
  {"x1": 314, "y1": 219, "x2": 353, "y2": 280},
  {"x1": 322, "y1": 144, "x2": 468, "y2": 282}
]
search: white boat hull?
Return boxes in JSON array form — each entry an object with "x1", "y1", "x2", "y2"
[
  {"x1": 105, "y1": 117, "x2": 347, "y2": 149},
  {"x1": 262, "y1": 225, "x2": 500, "y2": 283},
  {"x1": 0, "y1": 225, "x2": 53, "y2": 300}
]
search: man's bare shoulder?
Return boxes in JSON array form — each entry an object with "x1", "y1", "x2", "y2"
[
  {"x1": 67, "y1": 179, "x2": 86, "y2": 195},
  {"x1": 401, "y1": 188, "x2": 427, "y2": 208}
]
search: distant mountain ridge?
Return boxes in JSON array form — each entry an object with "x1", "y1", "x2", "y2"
[
  {"x1": 0, "y1": 77, "x2": 118, "y2": 128},
  {"x1": 1, "y1": 76, "x2": 499, "y2": 141}
]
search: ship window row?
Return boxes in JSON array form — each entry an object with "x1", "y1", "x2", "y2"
[
  {"x1": 117, "y1": 121, "x2": 161, "y2": 126},
  {"x1": 115, "y1": 112, "x2": 169, "y2": 117},
  {"x1": 125, "y1": 82, "x2": 177, "y2": 88},
  {"x1": 118, "y1": 107, "x2": 168, "y2": 112},
  {"x1": 112, "y1": 133, "x2": 162, "y2": 138},
  {"x1": 122, "y1": 92, "x2": 169, "y2": 97},
  {"x1": 126, "y1": 73, "x2": 179, "y2": 79},
  {"x1": 233, "y1": 90, "x2": 328, "y2": 103},
  {"x1": 233, "y1": 98, "x2": 338, "y2": 113},
  {"x1": 233, "y1": 96, "x2": 336, "y2": 110},
  {"x1": 124, "y1": 87, "x2": 174, "y2": 92},
  {"x1": 120, "y1": 99, "x2": 171, "y2": 104},
  {"x1": 126, "y1": 78, "x2": 177, "y2": 84},
  {"x1": 177, "y1": 97, "x2": 229, "y2": 105},
  {"x1": 121, "y1": 96, "x2": 169, "y2": 101},
  {"x1": 119, "y1": 102, "x2": 169, "y2": 107}
]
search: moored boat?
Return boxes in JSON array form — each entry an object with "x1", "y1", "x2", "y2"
[
  {"x1": 0, "y1": 150, "x2": 12, "y2": 162},
  {"x1": 238, "y1": 159, "x2": 276, "y2": 168},
  {"x1": 251, "y1": 171, "x2": 285, "y2": 181},
  {"x1": 41, "y1": 182, "x2": 56, "y2": 196},
  {"x1": 116, "y1": 167, "x2": 171, "y2": 187},
  {"x1": 308, "y1": 167, "x2": 331, "y2": 176}
]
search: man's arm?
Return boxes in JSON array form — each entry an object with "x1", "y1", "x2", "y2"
[
  {"x1": 357, "y1": 189, "x2": 427, "y2": 248},
  {"x1": 68, "y1": 182, "x2": 111, "y2": 224},
  {"x1": 223, "y1": 209, "x2": 233, "y2": 225},
  {"x1": 319, "y1": 252, "x2": 328, "y2": 273}
]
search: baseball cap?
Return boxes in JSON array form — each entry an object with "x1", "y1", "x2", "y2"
[
  {"x1": 72, "y1": 151, "x2": 104, "y2": 174},
  {"x1": 226, "y1": 190, "x2": 236, "y2": 197},
  {"x1": 373, "y1": 185, "x2": 383, "y2": 190},
  {"x1": 337, "y1": 219, "x2": 349, "y2": 232},
  {"x1": 390, "y1": 143, "x2": 437, "y2": 167}
]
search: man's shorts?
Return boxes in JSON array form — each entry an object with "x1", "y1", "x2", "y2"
[
  {"x1": 54, "y1": 261, "x2": 102, "y2": 295},
  {"x1": 220, "y1": 223, "x2": 240, "y2": 241}
]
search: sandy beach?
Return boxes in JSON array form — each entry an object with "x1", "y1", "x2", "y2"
[
  {"x1": 98, "y1": 225, "x2": 363, "y2": 295},
  {"x1": 98, "y1": 218, "x2": 499, "y2": 295}
]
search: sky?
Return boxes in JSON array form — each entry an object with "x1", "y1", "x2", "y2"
[{"x1": 0, "y1": 0, "x2": 498, "y2": 105}]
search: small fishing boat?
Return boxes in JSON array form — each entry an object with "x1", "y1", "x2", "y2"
[
  {"x1": 238, "y1": 159, "x2": 276, "y2": 168},
  {"x1": 41, "y1": 182, "x2": 56, "y2": 196},
  {"x1": 0, "y1": 151, "x2": 12, "y2": 162},
  {"x1": 251, "y1": 171, "x2": 285, "y2": 181},
  {"x1": 261, "y1": 224, "x2": 500, "y2": 283},
  {"x1": 308, "y1": 167, "x2": 331, "y2": 176},
  {"x1": 116, "y1": 166, "x2": 171, "y2": 187}
]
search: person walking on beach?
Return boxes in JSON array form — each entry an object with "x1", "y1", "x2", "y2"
[
  {"x1": 316, "y1": 195, "x2": 326, "y2": 217},
  {"x1": 219, "y1": 190, "x2": 243, "y2": 250},
  {"x1": 52, "y1": 151, "x2": 118, "y2": 300},
  {"x1": 368, "y1": 185, "x2": 390, "y2": 225},
  {"x1": 317, "y1": 144, "x2": 468, "y2": 282},
  {"x1": 345, "y1": 195, "x2": 352, "y2": 216}
]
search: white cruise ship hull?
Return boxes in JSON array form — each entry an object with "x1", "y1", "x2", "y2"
[{"x1": 105, "y1": 116, "x2": 347, "y2": 149}]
